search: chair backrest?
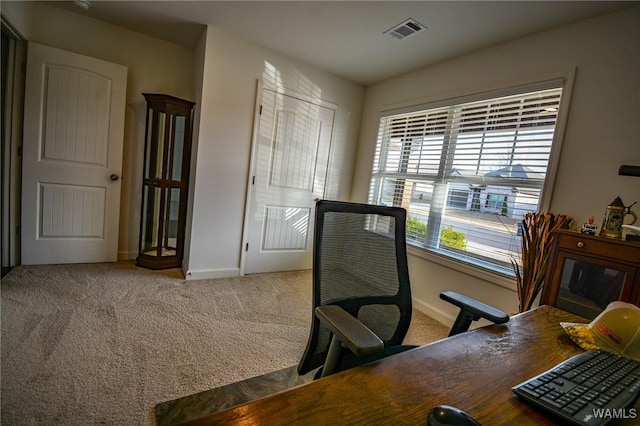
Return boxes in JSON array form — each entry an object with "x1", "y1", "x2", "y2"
[{"x1": 297, "y1": 200, "x2": 412, "y2": 375}]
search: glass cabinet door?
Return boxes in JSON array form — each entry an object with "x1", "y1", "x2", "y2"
[
  {"x1": 145, "y1": 109, "x2": 166, "y2": 180},
  {"x1": 169, "y1": 115, "x2": 185, "y2": 182},
  {"x1": 555, "y1": 257, "x2": 628, "y2": 319}
]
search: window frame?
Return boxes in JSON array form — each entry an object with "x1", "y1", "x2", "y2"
[{"x1": 369, "y1": 76, "x2": 574, "y2": 286}]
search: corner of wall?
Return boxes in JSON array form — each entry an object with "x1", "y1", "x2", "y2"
[
  {"x1": 182, "y1": 25, "x2": 209, "y2": 274},
  {"x1": 1, "y1": 1, "x2": 34, "y2": 40}
]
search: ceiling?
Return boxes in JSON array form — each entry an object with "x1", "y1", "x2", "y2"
[{"x1": 48, "y1": 1, "x2": 636, "y2": 85}]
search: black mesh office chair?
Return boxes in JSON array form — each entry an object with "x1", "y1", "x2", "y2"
[{"x1": 298, "y1": 200, "x2": 509, "y2": 378}]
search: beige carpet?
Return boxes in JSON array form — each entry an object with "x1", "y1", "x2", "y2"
[{"x1": 1, "y1": 261, "x2": 449, "y2": 425}]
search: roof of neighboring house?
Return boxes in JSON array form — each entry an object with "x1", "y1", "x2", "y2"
[
  {"x1": 449, "y1": 164, "x2": 545, "y2": 180},
  {"x1": 484, "y1": 164, "x2": 544, "y2": 180}
]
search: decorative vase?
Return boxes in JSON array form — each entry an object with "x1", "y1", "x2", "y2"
[{"x1": 512, "y1": 212, "x2": 573, "y2": 313}]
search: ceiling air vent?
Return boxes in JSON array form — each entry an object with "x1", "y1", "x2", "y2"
[{"x1": 384, "y1": 18, "x2": 426, "y2": 40}]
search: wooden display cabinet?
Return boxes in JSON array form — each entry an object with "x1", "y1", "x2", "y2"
[
  {"x1": 541, "y1": 229, "x2": 640, "y2": 319},
  {"x1": 136, "y1": 94, "x2": 195, "y2": 270}
]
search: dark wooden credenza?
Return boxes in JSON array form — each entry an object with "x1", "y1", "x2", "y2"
[{"x1": 541, "y1": 229, "x2": 640, "y2": 319}]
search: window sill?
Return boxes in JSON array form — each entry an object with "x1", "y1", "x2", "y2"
[{"x1": 406, "y1": 245, "x2": 517, "y2": 292}]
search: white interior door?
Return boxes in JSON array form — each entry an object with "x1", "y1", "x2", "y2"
[
  {"x1": 243, "y1": 87, "x2": 335, "y2": 274},
  {"x1": 21, "y1": 42, "x2": 127, "y2": 265}
]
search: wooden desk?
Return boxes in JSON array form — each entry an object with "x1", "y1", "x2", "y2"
[{"x1": 180, "y1": 306, "x2": 636, "y2": 425}]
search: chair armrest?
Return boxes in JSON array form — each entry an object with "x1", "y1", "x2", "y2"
[
  {"x1": 440, "y1": 291, "x2": 509, "y2": 324},
  {"x1": 315, "y1": 305, "x2": 384, "y2": 357},
  {"x1": 440, "y1": 291, "x2": 509, "y2": 336}
]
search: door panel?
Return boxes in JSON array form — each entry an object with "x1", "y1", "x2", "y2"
[
  {"x1": 21, "y1": 42, "x2": 127, "y2": 264},
  {"x1": 262, "y1": 206, "x2": 310, "y2": 251},
  {"x1": 243, "y1": 87, "x2": 334, "y2": 274},
  {"x1": 42, "y1": 65, "x2": 111, "y2": 165},
  {"x1": 39, "y1": 183, "x2": 105, "y2": 238},
  {"x1": 269, "y1": 109, "x2": 320, "y2": 190}
]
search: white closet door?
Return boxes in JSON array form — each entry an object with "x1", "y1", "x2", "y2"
[{"x1": 243, "y1": 87, "x2": 334, "y2": 274}]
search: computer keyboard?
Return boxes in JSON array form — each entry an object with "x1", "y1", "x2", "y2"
[{"x1": 512, "y1": 350, "x2": 640, "y2": 426}]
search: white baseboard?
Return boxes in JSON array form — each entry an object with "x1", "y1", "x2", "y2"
[
  {"x1": 118, "y1": 251, "x2": 137, "y2": 261},
  {"x1": 412, "y1": 297, "x2": 456, "y2": 328},
  {"x1": 183, "y1": 267, "x2": 240, "y2": 280}
]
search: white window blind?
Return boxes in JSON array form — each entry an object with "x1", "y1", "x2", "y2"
[{"x1": 369, "y1": 85, "x2": 564, "y2": 275}]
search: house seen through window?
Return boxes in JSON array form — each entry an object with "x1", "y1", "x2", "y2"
[{"x1": 368, "y1": 84, "x2": 564, "y2": 276}]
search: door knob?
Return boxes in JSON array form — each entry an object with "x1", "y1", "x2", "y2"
[{"x1": 110, "y1": 174, "x2": 120, "y2": 181}]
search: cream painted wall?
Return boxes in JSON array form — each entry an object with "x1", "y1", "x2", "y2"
[
  {"x1": 184, "y1": 25, "x2": 364, "y2": 279},
  {"x1": 1, "y1": 1, "x2": 196, "y2": 261},
  {"x1": 353, "y1": 7, "x2": 640, "y2": 325}
]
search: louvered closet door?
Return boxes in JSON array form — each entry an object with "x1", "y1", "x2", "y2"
[
  {"x1": 243, "y1": 88, "x2": 335, "y2": 274},
  {"x1": 21, "y1": 43, "x2": 127, "y2": 264}
]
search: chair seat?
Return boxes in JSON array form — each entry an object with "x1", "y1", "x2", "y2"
[{"x1": 314, "y1": 344, "x2": 417, "y2": 379}]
